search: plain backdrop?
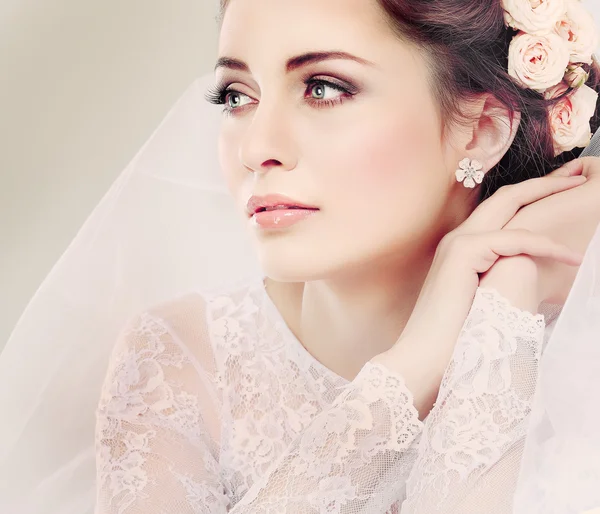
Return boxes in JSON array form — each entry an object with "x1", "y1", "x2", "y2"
[{"x1": 0, "y1": 1, "x2": 219, "y2": 348}]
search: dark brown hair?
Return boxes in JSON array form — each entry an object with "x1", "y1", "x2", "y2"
[{"x1": 218, "y1": 0, "x2": 600, "y2": 202}]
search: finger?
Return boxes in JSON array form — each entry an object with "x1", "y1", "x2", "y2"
[
  {"x1": 480, "y1": 229, "x2": 583, "y2": 273},
  {"x1": 577, "y1": 156, "x2": 600, "y2": 179},
  {"x1": 459, "y1": 175, "x2": 587, "y2": 233},
  {"x1": 546, "y1": 159, "x2": 584, "y2": 178}
]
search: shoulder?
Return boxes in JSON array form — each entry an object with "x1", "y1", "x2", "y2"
[
  {"x1": 145, "y1": 276, "x2": 265, "y2": 333},
  {"x1": 112, "y1": 276, "x2": 266, "y2": 364},
  {"x1": 114, "y1": 293, "x2": 207, "y2": 354}
]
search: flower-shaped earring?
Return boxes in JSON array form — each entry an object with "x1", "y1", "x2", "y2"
[{"x1": 456, "y1": 158, "x2": 485, "y2": 189}]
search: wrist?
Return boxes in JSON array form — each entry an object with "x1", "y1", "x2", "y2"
[
  {"x1": 479, "y1": 255, "x2": 542, "y2": 314},
  {"x1": 372, "y1": 341, "x2": 448, "y2": 420}
]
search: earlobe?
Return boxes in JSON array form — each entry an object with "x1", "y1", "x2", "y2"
[{"x1": 465, "y1": 94, "x2": 522, "y2": 172}]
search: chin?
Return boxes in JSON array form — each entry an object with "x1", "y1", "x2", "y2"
[
  {"x1": 258, "y1": 253, "x2": 329, "y2": 283},
  {"x1": 255, "y1": 240, "x2": 374, "y2": 284},
  {"x1": 252, "y1": 240, "x2": 327, "y2": 282}
]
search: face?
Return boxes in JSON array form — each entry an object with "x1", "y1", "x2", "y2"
[{"x1": 215, "y1": 0, "x2": 468, "y2": 282}]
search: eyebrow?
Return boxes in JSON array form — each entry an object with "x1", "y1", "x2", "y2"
[{"x1": 214, "y1": 51, "x2": 376, "y2": 73}]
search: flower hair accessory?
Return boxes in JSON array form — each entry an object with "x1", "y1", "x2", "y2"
[{"x1": 502, "y1": 0, "x2": 600, "y2": 156}]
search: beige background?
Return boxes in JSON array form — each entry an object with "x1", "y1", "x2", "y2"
[{"x1": 0, "y1": 1, "x2": 219, "y2": 347}]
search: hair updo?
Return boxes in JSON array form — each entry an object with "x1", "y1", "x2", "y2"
[{"x1": 218, "y1": 0, "x2": 600, "y2": 202}]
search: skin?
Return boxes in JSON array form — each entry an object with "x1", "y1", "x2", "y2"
[
  {"x1": 215, "y1": 0, "x2": 600, "y2": 381},
  {"x1": 484, "y1": 157, "x2": 600, "y2": 306}
]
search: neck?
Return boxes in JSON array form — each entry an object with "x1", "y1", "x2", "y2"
[{"x1": 266, "y1": 244, "x2": 436, "y2": 381}]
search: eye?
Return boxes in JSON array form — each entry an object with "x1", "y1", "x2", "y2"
[
  {"x1": 204, "y1": 84, "x2": 254, "y2": 114},
  {"x1": 306, "y1": 80, "x2": 349, "y2": 101},
  {"x1": 303, "y1": 78, "x2": 357, "y2": 109},
  {"x1": 225, "y1": 91, "x2": 253, "y2": 110}
]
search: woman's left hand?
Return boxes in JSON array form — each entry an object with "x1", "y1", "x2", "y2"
[{"x1": 480, "y1": 156, "x2": 600, "y2": 309}]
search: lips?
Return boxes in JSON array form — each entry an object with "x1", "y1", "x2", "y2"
[
  {"x1": 246, "y1": 194, "x2": 320, "y2": 230},
  {"x1": 246, "y1": 194, "x2": 319, "y2": 217}
]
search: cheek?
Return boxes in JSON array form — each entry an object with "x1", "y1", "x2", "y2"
[{"x1": 318, "y1": 111, "x2": 444, "y2": 209}]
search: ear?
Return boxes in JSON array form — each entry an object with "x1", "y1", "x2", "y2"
[{"x1": 461, "y1": 94, "x2": 521, "y2": 172}]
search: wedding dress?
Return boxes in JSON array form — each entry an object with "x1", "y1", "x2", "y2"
[
  {"x1": 1, "y1": 70, "x2": 600, "y2": 513},
  {"x1": 95, "y1": 279, "x2": 565, "y2": 513}
]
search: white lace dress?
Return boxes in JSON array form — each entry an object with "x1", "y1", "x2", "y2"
[{"x1": 94, "y1": 278, "x2": 561, "y2": 514}]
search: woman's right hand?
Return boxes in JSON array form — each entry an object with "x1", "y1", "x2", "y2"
[{"x1": 372, "y1": 171, "x2": 587, "y2": 418}]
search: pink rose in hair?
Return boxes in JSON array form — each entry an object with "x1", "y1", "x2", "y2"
[
  {"x1": 503, "y1": 0, "x2": 567, "y2": 35},
  {"x1": 508, "y1": 32, "x2": 570, "y2": 93},
  {"x1": 554, "y1": 0, "x2": 599, "y2": 65},
  {"x1": 545, "y1": 82, "x2": 599, "y2": 155}
]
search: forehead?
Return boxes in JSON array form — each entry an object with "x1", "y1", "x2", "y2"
[{"x1": 218, "y1": 0, "x2": 398, "y2": 61}]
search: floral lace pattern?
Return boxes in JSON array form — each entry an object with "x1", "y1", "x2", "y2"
[
  {"x1": 95, "y1": 281, "x2": 550, "y2": 514},
  {"x1": 402, "y1": 288, "x2": 546, "y2": 513}
]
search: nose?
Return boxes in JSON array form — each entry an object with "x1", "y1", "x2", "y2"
[{"x1": 239, "y1": 102, "x2": 298, "y2": 174}]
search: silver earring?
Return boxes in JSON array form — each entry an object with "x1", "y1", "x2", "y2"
[{"x1": 455, "y1": 158, "x2": 485, "y2": 189}]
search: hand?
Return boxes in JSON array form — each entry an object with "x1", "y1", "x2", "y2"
[
  {"x1": 482, "y1": 157, "x2": 600, "y2": 306},
  {"x1": 372, "y1": 173, "x2": 586, "y2": 418}
]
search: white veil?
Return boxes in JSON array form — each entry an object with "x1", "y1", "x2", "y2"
[
  {"x1": 1, "y1": 8, "x2": 600, "y2": 511},
  {"x1": 0, "y1": 74, "x2": 261, "y2": 514},
  {"x1": 512, "y1": 123, "x2": 600, "y2": 512}
]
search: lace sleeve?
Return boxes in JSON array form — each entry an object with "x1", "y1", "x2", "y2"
[
  {"x1": 401, "y1": 287, "x2": 547, "y2": 514},
  {"x1": 94, "y1": 302, "x2": 229, "y2": 514},
  {"x1": 230, "y1": 361, "x2": 423, "y2": 513}
]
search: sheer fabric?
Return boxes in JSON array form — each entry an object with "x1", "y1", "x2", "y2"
[{"x1": 95, "y1": 279, "x2": 560, "y2": 514}]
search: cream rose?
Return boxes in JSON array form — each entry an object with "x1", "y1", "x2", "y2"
[
  {"x1": 503, "y1": 0, "x2": 567, "y2": 35},
  {"x1": 508, "y1": 32, "x2": 570, "y2": 93},
  {"x1": 545, "y1": 83, "x2": 599, "y2": 155},
  {"x1": 554, "y1": 0, "x2": 599, "y2": 65}
]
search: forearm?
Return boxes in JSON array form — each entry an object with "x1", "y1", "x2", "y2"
[
  {"x1": 402, "y1": 287, "x2": 546, "y2": 513},
  {"x1": 374, "y1": 261, "x2": 541, "y2": 423}
]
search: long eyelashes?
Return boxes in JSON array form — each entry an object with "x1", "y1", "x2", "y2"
[
  {"x1": 204, "y1": 85, "x2": 233, "y2": 106},
  {"x1": 204, "y1": 78, "x2": 357, "y2": 116}
]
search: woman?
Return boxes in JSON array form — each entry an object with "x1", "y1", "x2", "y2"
[{"x1": 90, "y1": 0, "x2": 600, "y2": 512}]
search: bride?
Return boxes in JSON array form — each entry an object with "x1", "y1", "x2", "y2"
[
  {"x1": 2, "y1": 0, "x2": 600, "y2": 513},
  {"x1": 93, "y1": 0, "x2": 600, "y2": 512}
]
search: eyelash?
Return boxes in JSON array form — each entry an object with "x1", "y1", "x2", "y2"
[{"x1": 204, "y1": 77, "x2": 357, "y2": 116}]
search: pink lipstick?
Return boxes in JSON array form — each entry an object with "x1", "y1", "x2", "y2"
[{"x1": 247, "y1": 194, "x2": 320, "y2": 229}]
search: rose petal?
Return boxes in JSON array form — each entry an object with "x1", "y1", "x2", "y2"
[
  {"x1": 555, "y1": 0, "x2": 599, "y2": 65},
  {"x1": 503, "y1": 0, "x2": 567, "y2": 35},
  {"x1": 548, "y1": 84, "x2": 599, "y2": 155},
  {"x1": 508, "y1": 32, "x2": 571, "y2": 93}
]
